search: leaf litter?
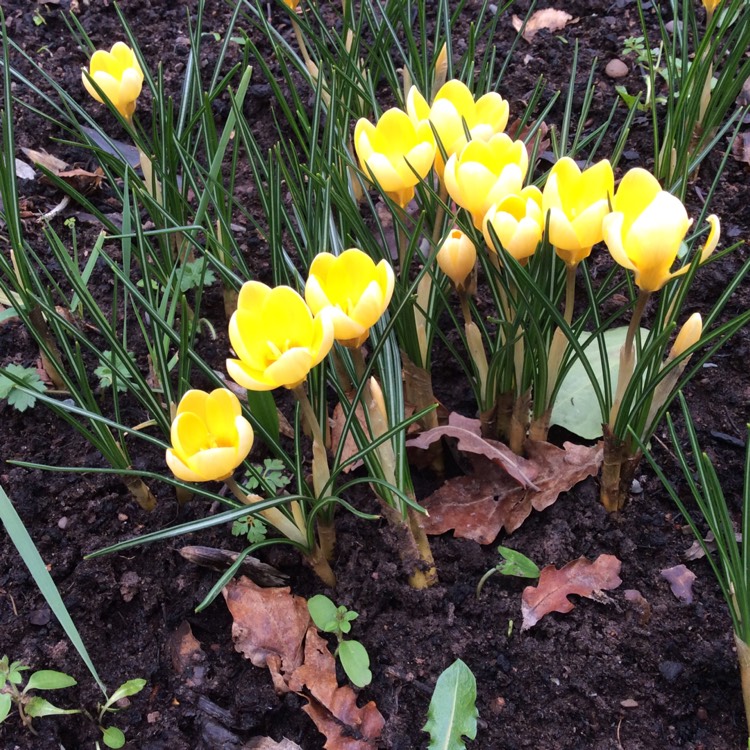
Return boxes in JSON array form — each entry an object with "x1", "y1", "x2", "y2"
[
  {"x1": 409, "y1": 415, "x2": 602, "y2": 543},
  {"x1": 521, "y1": 555, "x2": 622, "y2": 630},
  {"x1": 223, "y1": 577, "x2": 384, "y2": 749}
]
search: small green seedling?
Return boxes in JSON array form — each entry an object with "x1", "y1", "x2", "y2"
[
  {"x1": 0, "y1": 364, "x2": 46, "y2": 411},
  {"x1": 423, "y1": 659, "x2": 478, "y2": 750},
  {"x1": 245, "y1": 457, "x2": 291, "y2": 493},
  {"x1": 231, "y1": 514, "x2": 268, "y2": 544},
  {"x1": 95, "y1": 678, "x2": 147, "y2": 749},
  {"x1": 0, "y1": 655, "x2": 80, "y2": 732},
  {"x1": 179, "y1": 258, "x2": 216, "y2": 293},
  {"x1": 476, "y1": 545, "x2": 540, "y2": 597},
  {"x1": 94, "y1": 350, "x2": 136, "y2": 393},
  {"x1": 307, "y1": 595, "x2": 372, "y2": 688}
]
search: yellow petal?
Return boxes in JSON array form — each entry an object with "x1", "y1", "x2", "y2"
[
  {"x1": 265, "y1": 347, "x2": 314, "y2": 388},
  {"x1": 304, "y1": 274, "x2": 332, "y2": 316},
  {"x1": 405, "y1": 85, "x2": 430, "y2": 122},
  {"x1": 570, "y1": 198, "x2": 610, "y2": 248},
  {"x1": 166, "y1": 449, "x2": 205, "y2": 483},
  {"x1": 309, "y1": 310, "x2": 334, "y2": 366},
  {"x1": 603, "y1": 212, "x2": 636, "y2": 274},
  {"x1": 262, "y1": 286, "x2": 313, "y2": 348},
  {"x1": 188, "y1": 447, "x2": 242, "y2": 482},
  {"x1": 171, "y1": 412, "x2": 210, "y2": 460},
  {"x1": 91, "y1": 71, "x2": 121, "y2": 107},
  {"x1": 205, "y1": 388, "x2": 242, "y2": 443},
  {"x1": 176, "y1": 389, "x2": 209, "y2": 420},
  {"x1": 226, "y1": 357, "x2": 278, "y2": 391}
]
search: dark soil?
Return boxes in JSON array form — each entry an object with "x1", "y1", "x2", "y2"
[{"x1": 2, "y1": 1, "x2": 749, "y2": 749}]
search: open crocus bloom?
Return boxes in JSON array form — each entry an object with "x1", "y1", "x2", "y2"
[
  {"x1": 602, "y1": 168, "x2": 720, "y2": 292},
  {"x1": 482, "y1": 186, "x2": 544, "y2": 264},
  {"x1": 542, "y1": 157, "x2": 614, "y2": 266},
  {"x1": 443, "y1": 134, "x2": 529, "y2": 228},
  {"x1": 353, "y1": 108, "x2": 436, "y2": 207},
  {"x1": 436, "y1": 228, "x2": 477, "y2": 291},
  {"x1": 82, "y1": 42, "x2": 144, "y2": 120},
  {"x1": 166, "y1": 389, "x2": 254, "y2": 483},
  {"x1": 305, "y1": 248, "x2": 395, "y2": 348},
  {"x1": 227, "y1": 281, "x2": 334, "y2": 390},
  {"x1": 406, "y1": 80, "x2": 509, "y2": 176}
]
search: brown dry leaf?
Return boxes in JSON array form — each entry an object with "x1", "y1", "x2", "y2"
[
  {"x1": 406, "y1": 422, "x2": 538, "y2": 489},
  {"x1": 512, "y1": 9, "x2": 574, "y2": 42},
  {"x1": 20, "y1": 147, "x2": 69, "y2": 173},
  {"x1": 56, "y1": 166, "x2": 105, "y2": 193},
  {"x1": 418, "y1": 441, "x2": 602, "y2": 543},
  {"x1": 223, "y1": 577, "x2": 310, "y2": 694},
  {"x1": 521, "y1": 554, "x2": 622, "y2": 630},
  {"x1": 661, "y1": 564, "x2": 696, "y2": 603},
  {"x1": 732, "y1": 132, "x2": 750, "y2": 166},
  {"x1": 289, "y1": 628, "x2": 384, "y2": 749},
  {"x1": 168, "y1": 621, "x2": 206, "y2": 688}
]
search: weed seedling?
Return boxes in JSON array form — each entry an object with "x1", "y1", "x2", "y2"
[
  {"x1": 476, "y1": 545, "x2": 540, "y2": 597},
  {"x1": 308, "y1": 595, "x2": 372, "y2": 688}
]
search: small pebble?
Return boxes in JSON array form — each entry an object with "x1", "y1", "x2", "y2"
[
  {"x1": 621, "y1": 698, "x2": 639, "y2": 708},
  {"x1": 57, "y1": 516, "x2": 69, "y2": 530},
  {"x1": 118, "y1": 513, "x2": 129, "y2": 522},
  {"x1": 659, "y1": 660, "x2": 684, "y2": 682},
  {"x1": 29, "y1": 608, "x2": 51, "y2": 626},
  {"x1": 605, "y1": 59, "x2": 628, "y2": 79},
  {"x1": 630, "y1": 479, "x2": 643, "y2": 494}
]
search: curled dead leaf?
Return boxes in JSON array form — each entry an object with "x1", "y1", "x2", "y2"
[
  {"x1": 512, "y1": 9, "x2": 574, "y2": 43},
  {"x1": 223, "y1": 577, "x2": 310, "y2": 694},
  {"x1": 521, "y1": 554, "x2": 622, "y2": 630},
  {"x1": 418, "y1": 441, "x2": 602, "y2": 543}
]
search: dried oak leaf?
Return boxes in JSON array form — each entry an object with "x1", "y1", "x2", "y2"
[
  {"x1": 661, "y1": 564, "x2": 696, "y2": 604},
  {"x1": 406, "y1": 420, "x2": 538, "y2": 489},
  {"x1": 521, "y1": 554, "x2": 622, "y2": 630},
  {"x1": 417, "y1": 440, "x2": 602, "y2": 544},
  {"x1": 245, "y1": 739, "x2": 302, "y2": 750},
  {"x1": 732, "y1": 132, "x2": 750, "y2": 167},
  {"x1": 223, "y1": 577, "x2": 310, "y2": 694},
  {"x1": 512, "y1": 9, "x2": 574, "y2": 42},
  {"x1": 289, "y1": 628, "x2": 384, "y2": 750}
]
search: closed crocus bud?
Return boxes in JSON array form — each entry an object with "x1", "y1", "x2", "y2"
[
  {"x1": 602, "y1": 168, "x2": 720, "y2": 292},
  {"x1": 444, "y1": 134, "x2": 528, "y2": 228},
  {"x1": 305, "y1": 248, "x2": 395, "y2": 348},
  {"x1": 437, "y1": 228, "x2": 477, "y2": 291},
  {"x1": 482, "y1": 186, "x2": 544, "y2": 264},
  {"x1": 353, "y1": 108, "x2": 436, "y2": 207},
  {"x1": 227, "y1": 281, "x2": 334, "y2": 390},
  {"x1": 542, "y1": 157, "x2": 614, "y2": 266},
  {"x1": 283, "y1": 0, "x2": 301, "y2": 8},
  {"x1": 82, "y1": 42, "x2": 143, "y2": 121},
  {"x1": 670, "y1": 313, "x2": 703, "y2": 359},
  {"x1": 703, "y1": 0, "x2": 721, "y2": 14},
  {"x1": 166, "y1": 389, "x2": 254, "y2": 483},
  {"x1": 406, "y1": 80, "x2": 509, "y2": 176}
]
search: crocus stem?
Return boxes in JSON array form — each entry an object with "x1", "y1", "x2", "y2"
[
  {"x1": 609, "y1": 290, "x2": 650, "y2": 429},
  {"x1": 563, "y1": 262, "x2": 577, "y2": 326},
  {"x1": 224, "y1": 477, "x2": 308, "y2": 547},
  {"x1": 350, "y1": 346, "x2": 367, "y2": 382},
  {"x1": 292, "y1": 384, "x2": 331, "y2": 499},
  {"x1": 395, "y1": 203, "x2": 410, "y2": 272}
]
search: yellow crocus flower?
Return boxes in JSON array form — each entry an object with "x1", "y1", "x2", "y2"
[
  {"x1": 227, "y1": 282, "x2": 334, "y2": 390},
  {"x1": 166, "y1": 389, "x2": 254, "y2": 482},
  {"x1": 444, "y1": 134, "x2": 529, "y2": 228},
  {"x1": 436, "y1": 228, "x2": 477, "y2": 291},
  {"x1": 82, "y1": 42, "x2": 144, "y2": 121},
  {"x1": 542, "y1": 157, "x2": 614, "y2": 266},
  {"x1": 482, "y1": 186, "x2": 544, "y2": 264},
  {"x1": 353, "y1": 108, "x2": 437, "y2": 207},
  {"x1": 406, "y1": 80, "x2": 509, "y2": 176},
  {"x1": 304, "y1": 248, "x2": 395, "y2": 348},
  {"x1": 602, "y1": 168, "x2": 720, "y2": 292}
]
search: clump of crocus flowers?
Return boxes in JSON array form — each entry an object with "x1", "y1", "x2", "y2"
[{"x1": 352, "y1": 77, "x2": 721, "y2": 511}]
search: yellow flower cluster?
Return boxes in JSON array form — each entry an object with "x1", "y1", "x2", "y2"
[
  {"x1": 165, "y1": 249, "x2": 394, "y2": 482},
  {"x1": 353, "y1": 79, "x2": 719, "y2": 292}
]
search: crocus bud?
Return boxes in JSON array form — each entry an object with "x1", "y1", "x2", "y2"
[
  {"x1": 368, "y1": 376, "x2": 388, "y2": 425},
  {"x1": 436, "y1": 228, "x2": 476, "y2": 292},
  {"x1": 670, "y1": 313, "x2": 703, "y2": 359},
  {"x1": 82, "y1": 42, "x2": 143, "y2": 121}
]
